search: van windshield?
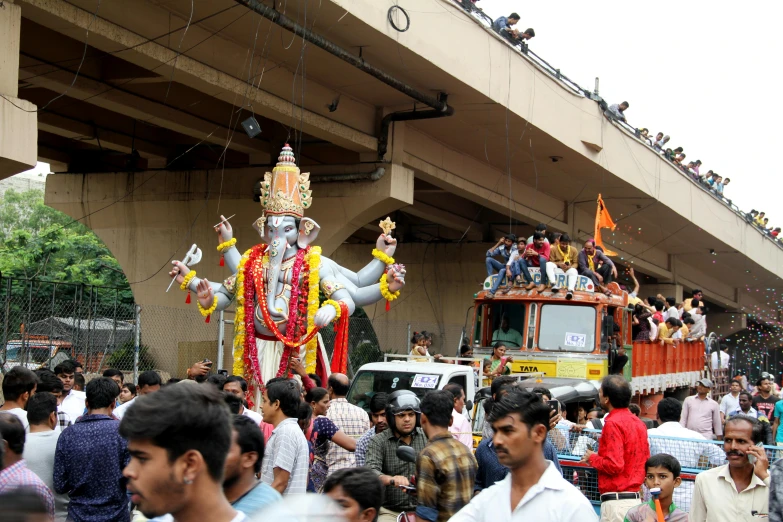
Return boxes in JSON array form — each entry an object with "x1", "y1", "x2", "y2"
[{"x1": 347, "y1": 370, "x2": 442, "y2": 411}]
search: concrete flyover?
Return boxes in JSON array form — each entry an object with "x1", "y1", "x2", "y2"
[{"x1": 2, "y1": 0, "x2": 780, "y2": 365}]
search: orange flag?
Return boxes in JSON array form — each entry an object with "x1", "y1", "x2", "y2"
[{"x1": 594, "y1": 194, "x2": 617, "y2": 256}]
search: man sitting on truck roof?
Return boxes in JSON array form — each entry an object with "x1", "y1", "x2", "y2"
[
  {"x1": 578, "y1": 239, "x2": 616, "y2": 293},
  {"x1": 546, "y1": 233, "x2": 579, "y2": 300},
  {"x1": 491, "y1": 316, "x2": 522, "y2": 349}
]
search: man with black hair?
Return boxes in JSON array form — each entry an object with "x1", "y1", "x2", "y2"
[
  {"x1": 546, "y1": 233, "x2": 579, "y2": 298},
  {"x1": 525, "y1": 223, "x2": 549, "y2": 245},
  {"x1": 24, "y1": 392, "x2": 70, "y2": 521},
  {"x1": 223, "y1": 376, "x2": 264, "y2": 426},
  {"x1": 443, "y1": 383, "x2": 473, "y2": 449},
  {"x1": 326, "y1": 373, "x2": 369, "y2": 474},
  {"x1": 416, "y1": 390, "x2": 476, "y2": 522},
  {"x1": 223, "y1": 416, "x2": 280, "y2": 516},
  {"x1": 54, "y1": 360, "x2": 86, "y2": 424},
  {"x1": 324, "y1": 467, "x2": 384, "y2": 522},
  {"x1": 581, "y1": 375, "x2": 649, "y2": 522},
  {"x1": 578, "y1": 240, "x2": 616, "y2": 291},
  {"x1": 515, "y1": 231, "x2": 550, "y2": 292},
  {"x1": 102, "y1": 369, "x2": 124, "y2": 389},
  {"x1": 355, "y1": 393, "x2": 388, "y2": 466},
  {"x1": 691, "y1": 415, "x2": 770, "y2": 522},
  {"x1": 647, "y1": 397, "x2": 724, "y2": 511},
  {"x1": 54, "y1": 377, "x2": 129, "y2": 521},
  {"x1": 452, "y1": 391, "x2": 595, "y2": 522},
  {"x1": 683, "y1": 289, "x2": 703, "y2": 311},
  {"x1": 0, "y1": 366, "x2": 38, "y2": 430},
  {"x1": 607, "y1": 101, "x2": 629, "y2": 122},
  {"x1": 35, "y1": 369, "x2": 73, "y2": 432},
  {"x1": 663, "y1": 296, "x2": 679, "y2": 321},
  {"x1": 121, "y1": 383, "x2": 244, "y2": 522},
  {"x1": 73, "y1": 373, "x2": 86, "y2": 392},
  {"x1": 260, "y1": 378, "x2": 309, "y2": 494},
  {"x1": 114, "y1": 370, "x2": 162, "y2": 420},
  {"x1": 492, "y1": 12, "x2": 520, "y2": 37},
  {"x1": 485, "y1": 234, "x2": 516, "y2": 278},
  {"x1": 753, "y1": 373, "x2": 779, "y2": 421},
  {"x1": 0, "y1": 412, "x2": 55, "y2": 518}
]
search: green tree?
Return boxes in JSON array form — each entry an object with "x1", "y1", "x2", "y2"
[{"x1": 0, "y1": 188, "x2": 133, "y2": 317}]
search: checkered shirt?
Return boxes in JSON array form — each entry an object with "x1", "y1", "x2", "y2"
[
  {"x1": 0, "y1": 460, "x2": 55, "y2": 517},
  {"x1": 355, "y1": 426, "x2": 377, "y2": 467},
  {"x1": 365, "y1": 427, "x2": 427, "y2": 512},
  {"x1": 57, "y1": 411, "x2": 72, "y2": 431},
  {"x1": 325, "y1": 398, "x2": 370, "y2": 473},
  {"x1": 416, "y1": 432, "x2": 477, "y2": 522}
]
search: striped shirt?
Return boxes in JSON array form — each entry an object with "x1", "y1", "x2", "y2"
[
  {"x1": 260, "y1": 418, "x2": 309, "y2": 494},
  {"x1": 0, "y1": 460, "x2": 56, "y2": 518},
  {"x1": 325, "y1": 398, "x2": 370, "y2": 473},
  {"x1": 355, "y1": 426, "x2": 377, "y2": 467}
]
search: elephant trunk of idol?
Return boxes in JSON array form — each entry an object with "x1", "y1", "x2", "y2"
[{"x1": 266, "y1": 237, "x2": 286, "y2": 322}]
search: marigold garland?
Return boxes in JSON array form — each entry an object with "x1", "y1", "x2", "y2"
[
  {"x1": 197, "y1": 295, "x2": 218, "y2": 317},
  {"x1": 216, "y1": 238, "x2": 237, "y2": 253},
  {"x1": 379, "y1": 273, "x2": 401, "y2": 302},
  {"x1": 323, "y1": 299, "x2": 342, "y2": 323},
  {"x1": 305, "y1": 246, "x2": 322, "y2": 373},
  {"x1": 232, "y1": 249, "x2": 252, "y2": 377},
  {"x1": 180, "y1": 270, "x2": 196, "y2": 291},
  {"x1": 372, "y1": 248, "x2": 395, "y2": 265},
  {"x1": 277, "y1": 247, "x2": 309, "y2": 378}
]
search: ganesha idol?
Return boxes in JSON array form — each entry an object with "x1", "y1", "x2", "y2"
[{"x1": 169, "y1": 144, "x2": 406, "y2": 389}]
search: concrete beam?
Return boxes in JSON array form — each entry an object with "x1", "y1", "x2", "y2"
[
  {"x1": 18, "y1": 0, "x2": 378, "y2": 153},
  {"x1": 403, "y1": 152, "x2": 569, "y2": 232},
  {"x1": 19, "y1": 60, "x2": 269, "y2": 158},
  {"x1": 0, "y1": 3, "x2": 37, "y2": 180},
  {"x1": 37, "y1": 112, "x2": 168, "y2": 160},
  {"x1": 400, "y1": 202, "x2": 482, "y2": 241}
]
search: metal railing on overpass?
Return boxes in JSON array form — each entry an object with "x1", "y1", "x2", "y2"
[
  {"x1": 449, "y1": 0, "x2": 588, "y2": 97},
  {"x1": 447, "y1": 0, "x2": 782, "y2": 253}
]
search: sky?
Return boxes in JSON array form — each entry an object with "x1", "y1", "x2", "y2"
[{"x1": 485, "y1": 0, "x2": 783, "y2": 225}]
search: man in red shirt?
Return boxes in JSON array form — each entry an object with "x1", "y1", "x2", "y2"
[
  {"x1": 514, "y1": 231, "x2": 550, "y2": 292},
  {"x1": 581, "y1": 375, "x2": 649, "y2": 522}
]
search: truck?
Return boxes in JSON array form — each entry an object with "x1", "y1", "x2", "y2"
[
  {"x1": 472, "y1": 270, "x2": 706, "y2": 419},
  {"x1": 2, "y1": 335, "x2": 74, "y2": 372}
]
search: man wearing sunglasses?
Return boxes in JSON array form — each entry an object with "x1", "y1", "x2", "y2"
[{"x1": 365, "y1": 390, "x2": 426, "y2": 522}]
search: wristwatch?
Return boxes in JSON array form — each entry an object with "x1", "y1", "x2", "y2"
[{"x1": 390, "y1": 478, "x2": 396, "y2": 487}]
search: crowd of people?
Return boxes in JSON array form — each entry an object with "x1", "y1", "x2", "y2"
[{"x1": 2, "y1": 354, "x2": 783, "y2": 522}]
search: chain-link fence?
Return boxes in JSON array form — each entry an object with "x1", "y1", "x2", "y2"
[{"x1": 1, "y1": 277, "x2": 467, "y2": 382}]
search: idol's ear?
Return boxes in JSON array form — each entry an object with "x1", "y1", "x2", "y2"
[{"x1": 298, "y1": 218, "x2": 320, "y2": 248}]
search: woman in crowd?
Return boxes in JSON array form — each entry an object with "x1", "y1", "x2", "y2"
[
  {"x1": 119, "y1": 383, "x2": 136, "y2": 404},
  {"x1": 633, "y1": 303, "x2": 653, "y2": 341},
  {"x1": 483, "y1": 341, "x2": 512, "y2": 378},
  {"x1": 300, "y1": 388, "x2": 357, "y2": 493}
]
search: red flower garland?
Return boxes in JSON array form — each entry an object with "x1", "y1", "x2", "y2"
[
  {"x1": 243, "y1": 245, "x2": 265, "y2": 388},
  {"x1": 277, "y1": 248, "x2": 309, "y2": 378}
]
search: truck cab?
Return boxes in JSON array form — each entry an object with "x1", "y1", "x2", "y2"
[{"x1": 346, "y1": 361, "x2": 478, "y2": 413}]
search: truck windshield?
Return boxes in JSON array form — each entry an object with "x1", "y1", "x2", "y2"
[
  {"x1": 537, "y1": 304, "x2": 596, "y2": 353},
  {"x1": 347, "y1": 370, "x2": 442, "y2": 411}
]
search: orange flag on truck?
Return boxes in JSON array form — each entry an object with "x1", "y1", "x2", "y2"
[{"x1": 594, "y1": 194, "x2": 617, "y2": 256}]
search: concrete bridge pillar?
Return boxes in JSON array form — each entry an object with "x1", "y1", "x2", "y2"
[
  {"x1": 0, "y1": 1, "x2": 37, "y2": 180},
  {"x1": 45, "y1": 164, "x2": 413, "y2": 373}
]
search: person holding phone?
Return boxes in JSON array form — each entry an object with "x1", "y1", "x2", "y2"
[
  {"x1": 483, "y1": 342, "x2": 512, "y2": 378},
  {"x1": 690, "y1": 415, "x2": 770, "y2": 522}
]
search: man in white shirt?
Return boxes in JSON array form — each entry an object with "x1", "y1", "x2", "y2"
[
  {"x1": 664, "y1": 297, "x2": 679, "y2": 320},
  {"x1": 260, "y1": 378, "x2": 309, "y2": 494},
  {"x1": 113, "y1": 370, "x2": 161, "y2": 420},
  {"x1": 24, "y1": 392, "x2": 70, "y2": 521},
  {"x1": 647, "y1": 398, "x2": 725, "y2": 512},
  {"x1": 451, "y1": 390, "x2": 596, "y2": 522},
  {"x1": 710, "y1": 346, "x2": 731, "y2": 372},
  {"x1": 0, "y1": 366, "x2": 37, "y2": 431},
  {"x1": 444, "y1": 383, "x2": 473, "y2": 449},
  {"x1": 222, "y1": 376, "x2": 264, "y2": 424},
  {"x1": 690, "y1": 416, "x2": 770, "y2": 522},
  {"x1": 720, "y1": 379, "x2": 743, "y2": 423},
  {"x1": 54, "y1": 361, "x2": 86, "y2": 423},
  {"x1": 121, "y1": 381, "x2": 247, "y2": 522}
]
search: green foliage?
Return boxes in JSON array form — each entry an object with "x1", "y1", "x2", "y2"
[
  {"x1": 107, "y1": 341, "x2": 155, "y2": 371},
  {"x1": 0, "y1": 188, "x2": 133, "y2": 305}
]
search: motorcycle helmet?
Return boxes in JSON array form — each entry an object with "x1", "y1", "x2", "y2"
[{"x1": 385, "y1": 390, "x2": 421, "y2": 431}]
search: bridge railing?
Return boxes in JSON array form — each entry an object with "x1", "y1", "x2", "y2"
[
  {"x1": 449, "y1": 0, "x2": 587, "y2": 97},
  {"x1": 447, "y1": 0, "x2": 780, "y2": 251}
]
